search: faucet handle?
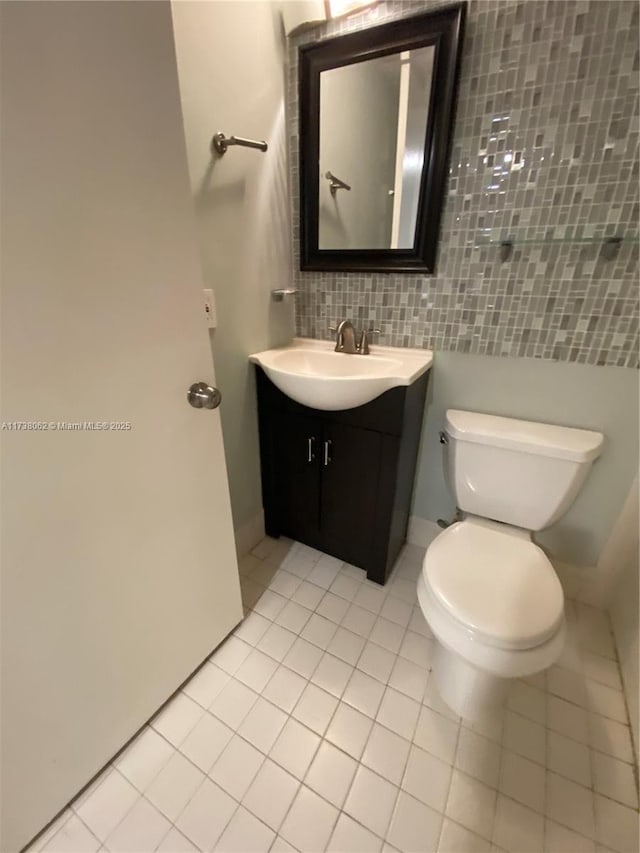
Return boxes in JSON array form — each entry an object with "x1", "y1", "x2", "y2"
[{"x1": 357, "y1": 328, "x2": 381, "y2": 355}]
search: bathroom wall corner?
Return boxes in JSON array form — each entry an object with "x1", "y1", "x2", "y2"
[
  {"x1": 606, "y1": 475, "x2": 640, "y2": 765},
  {"x1": 598, "y1": 474, "x2": 640, "y2": 605},
  {"x1": 234, "y1": 510, "x2": 266, "y2": 559},
  {"x1": 407, "y1": 515, "x2": 441, "y2": 550},
  {"x1": 172, "y1": 0, "x2": 295, "y2": 536}
]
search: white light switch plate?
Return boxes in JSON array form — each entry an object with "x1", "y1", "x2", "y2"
[{"x1": 203, "y1": 288, "x2": 217, "y2": 328}]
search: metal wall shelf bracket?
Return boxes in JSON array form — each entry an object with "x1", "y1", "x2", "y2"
[
  {"x1": 600, "y1": 237, "x2": 622, "y2": 261},
  {"x1": 500, "y1": 241, "x2": 514, "y2": 262}
]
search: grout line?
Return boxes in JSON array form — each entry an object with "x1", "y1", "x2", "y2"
[
  {"x1": 82, "y1": 767, "x2": 148, "y2": 850},
  {"x1": 70, "y1": 536, "x2": 639, "y2": 853},
  {"x1": 435, "y1": 701, "x2": 463, "y2": 851},
  {"x1": 606, "y1": 608, "x2": 640, "y2": 798},
  {"x1": 24, "y1": 811, "x2": 73, "y2": 853},
  {"x1": 56, "y1": 809, "x2": 103, "y2": 853},
  {"x1": 212, "y1": 552, "x2": 406, "y2": 845},
  {"x1": 268, "y1": 549, "x2": 415, "y2": 845},
  {"x1": 541, "y1": 717, "x2": 549, "y2": 853}
]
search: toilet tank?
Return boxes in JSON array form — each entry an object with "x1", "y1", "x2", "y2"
[{"x1": 444, "y1": 410, "x2": 604, "y2": 531}]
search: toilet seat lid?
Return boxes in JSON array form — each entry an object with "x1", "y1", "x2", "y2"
[{"x1": 424, "y1": 521, "x2": 564, "y2": 650}]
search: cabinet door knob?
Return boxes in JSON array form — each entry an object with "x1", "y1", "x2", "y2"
[
  {"x1": 307, "y1": 437, "x2": 316, "y2": 463},
  {"x1": 323, "y1": 439, "x2": 332, "y2": 467}
]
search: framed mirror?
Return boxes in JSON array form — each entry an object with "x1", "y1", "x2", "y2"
[{"x1": 299, "y1": 4, "x2": 466, "y2": 273}]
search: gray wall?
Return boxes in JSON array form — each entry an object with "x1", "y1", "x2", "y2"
[
  {"x1": 288, "y1": 0, "x2": 639, "y2": 367},
  {"x1": 173, "y1": 1, "x2": 294, "y2": 534},
  {"x1": 319, "y1": 57, "x2": 399, "y2": 249},
  {"x1": 414, "y1": 352, "x2": 639, "y2": 566},
  {"x1": 285, "y1": 0, "x2": 639, "y2": 568}
]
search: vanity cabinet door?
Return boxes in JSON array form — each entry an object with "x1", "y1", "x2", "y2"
[
  {"x1": 255, "y1": 366, "x2": 430, "y2": 584},
  {"x1": 320, "y1": 422, "x2": 383, "y2": 569},
  {"x1": 275, "y1": 411, "x2": 322, "y2": 543}
]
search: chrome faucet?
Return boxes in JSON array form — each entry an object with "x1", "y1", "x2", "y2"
[
  {"x1": 332, "y1": 319, "x2": 358, "y2": 354},
  {"x1": 329, "y1": 320, "x2": 381, "y2": 355}
]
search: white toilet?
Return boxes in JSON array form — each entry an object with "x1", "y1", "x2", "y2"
[{"x1": 417, "y1": 409, "x2": 604, "y2": 720}]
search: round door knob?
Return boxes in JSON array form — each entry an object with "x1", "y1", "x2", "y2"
[{"x1": 187, "y1": 382, "x2": 222, "y2": 409}]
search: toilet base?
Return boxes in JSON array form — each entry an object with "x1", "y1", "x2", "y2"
[{"x1": 432, "y1": 642, "x2": 511, "y2": 721}]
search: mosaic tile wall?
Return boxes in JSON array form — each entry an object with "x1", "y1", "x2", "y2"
[{"x1": 286, "y1": 0, "x2": 639, "y2": 367}]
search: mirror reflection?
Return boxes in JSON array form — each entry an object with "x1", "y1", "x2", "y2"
[{"x1": 319, "y1": 46, "x2": 435, "y2": 250}]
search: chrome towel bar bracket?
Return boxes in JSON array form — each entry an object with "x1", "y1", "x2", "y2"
[{"x1": 212, "y1": 132, "x2": 268, "y2": 156}]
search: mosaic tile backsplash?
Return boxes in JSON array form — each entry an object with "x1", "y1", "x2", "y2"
[{"x1": 287, "y1": 0, "x2": 639, "y2": 367}]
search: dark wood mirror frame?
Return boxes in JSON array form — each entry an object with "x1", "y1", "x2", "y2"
[{"x1": 299, "y1": 3, "x2": 466, "y2": 274}]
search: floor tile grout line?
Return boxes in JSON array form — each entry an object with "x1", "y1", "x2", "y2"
[
  {"x1": 200, "y1": 637, "x2": 403, "y2": 844},
  {"x1": 144, "y1": 701, "x2": 266, "y2": 822},
  {"x1": 436, "y1": 705, "x2": 463, "y2": 850},
  {"x1": 250, "y1": 547, "x2": 422, "y2": 627},
  {"x1": 118, "y1": 723, "x2": 203, "y2": 796},
  {"x1": 251, "y1": 543, "x2": 638, "y2": 844},
  {"x1": 584, "y1": 734, "x2": 597, "y2": 849},
  {"x1": 607, "y1": 613, "x2": 640, "y2": 802},
  {"x1": 169, "y1": 746, "x2": 271, "y2": 851},
  {"x1": 313, "y1": 616, "x2": 431, "y2": 843},
  {"x1": 242, "y1": 558, "x2": 428, "y2": 847},
  {"x1": 26, "y1": 810, "x2": 73, "y2": 853},
  {"x1": 64, "y1": 537, "x2": 639, "y2": 853},
  {"x1": 150, "y1": 808, "x2": 183, "y2": 853},
  {"x1": 51, "y1": 806, "x2": 103, "y2": 851},
  {"x1": 541, "y1": 717, "x2": 549, "y2": 853},
  {"x1": 79, "y1": 766, "x2": 154, "y2": 850},
  {"x1": 243, "y1": 640, "x2": 403, "y2": 852},
  {"x1": 219, "y1": 791, "x2": 278, "y2": 851},
  {"x1": 508, "y1": 692, "x2": 635, "y2": 756},
  {"x1": 275, "y1": 733, "x2": 322, "y2": 830},
  {"x1": 320, "y1": 696, "x2": 398, "y2": 847},
  {"x1": 384, "y1": 669, "x2": 435, "y2": 847},
  {"x1": 244, "y1": 583, "x2": 426, "y2": 696},
  {"x1": 246, "y1": 544, "x2": 639, "y2": 805}
]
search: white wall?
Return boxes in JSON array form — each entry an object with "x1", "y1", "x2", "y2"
[
  {"x1": 606, "y1": 477, "x2": 639, "y2": 763},
  {"x1": 282, "y1": 0, "x2": 326, "y2": 35},
  {"x1": 172, "y1": 1, "x2": 294, "y2": 545}
]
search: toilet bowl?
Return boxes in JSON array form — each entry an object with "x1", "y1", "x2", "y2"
[
  {"x1": 417, "y1": 409, "x2": 603, "y2": 720},
  {"x1": 418, "y1": 517, "x2": 566, "y2": 719}
]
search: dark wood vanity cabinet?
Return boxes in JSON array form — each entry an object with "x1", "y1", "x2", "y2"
[{"x1": 255, "y1": 366, "x2": 429, "y2": 584}]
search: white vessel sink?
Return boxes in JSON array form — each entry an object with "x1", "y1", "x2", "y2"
[{"x1": 249, "y1": 338, "x2": 433, "y2": 411}]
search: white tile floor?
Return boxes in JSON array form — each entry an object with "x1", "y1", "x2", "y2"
[{"x1": 30, "y1": 538, "x2": 639, "y2": 853}]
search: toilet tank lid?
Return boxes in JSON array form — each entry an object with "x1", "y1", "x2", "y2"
[{"x1": 445, "y1": 409, "x2": 604, "y2": 462}]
